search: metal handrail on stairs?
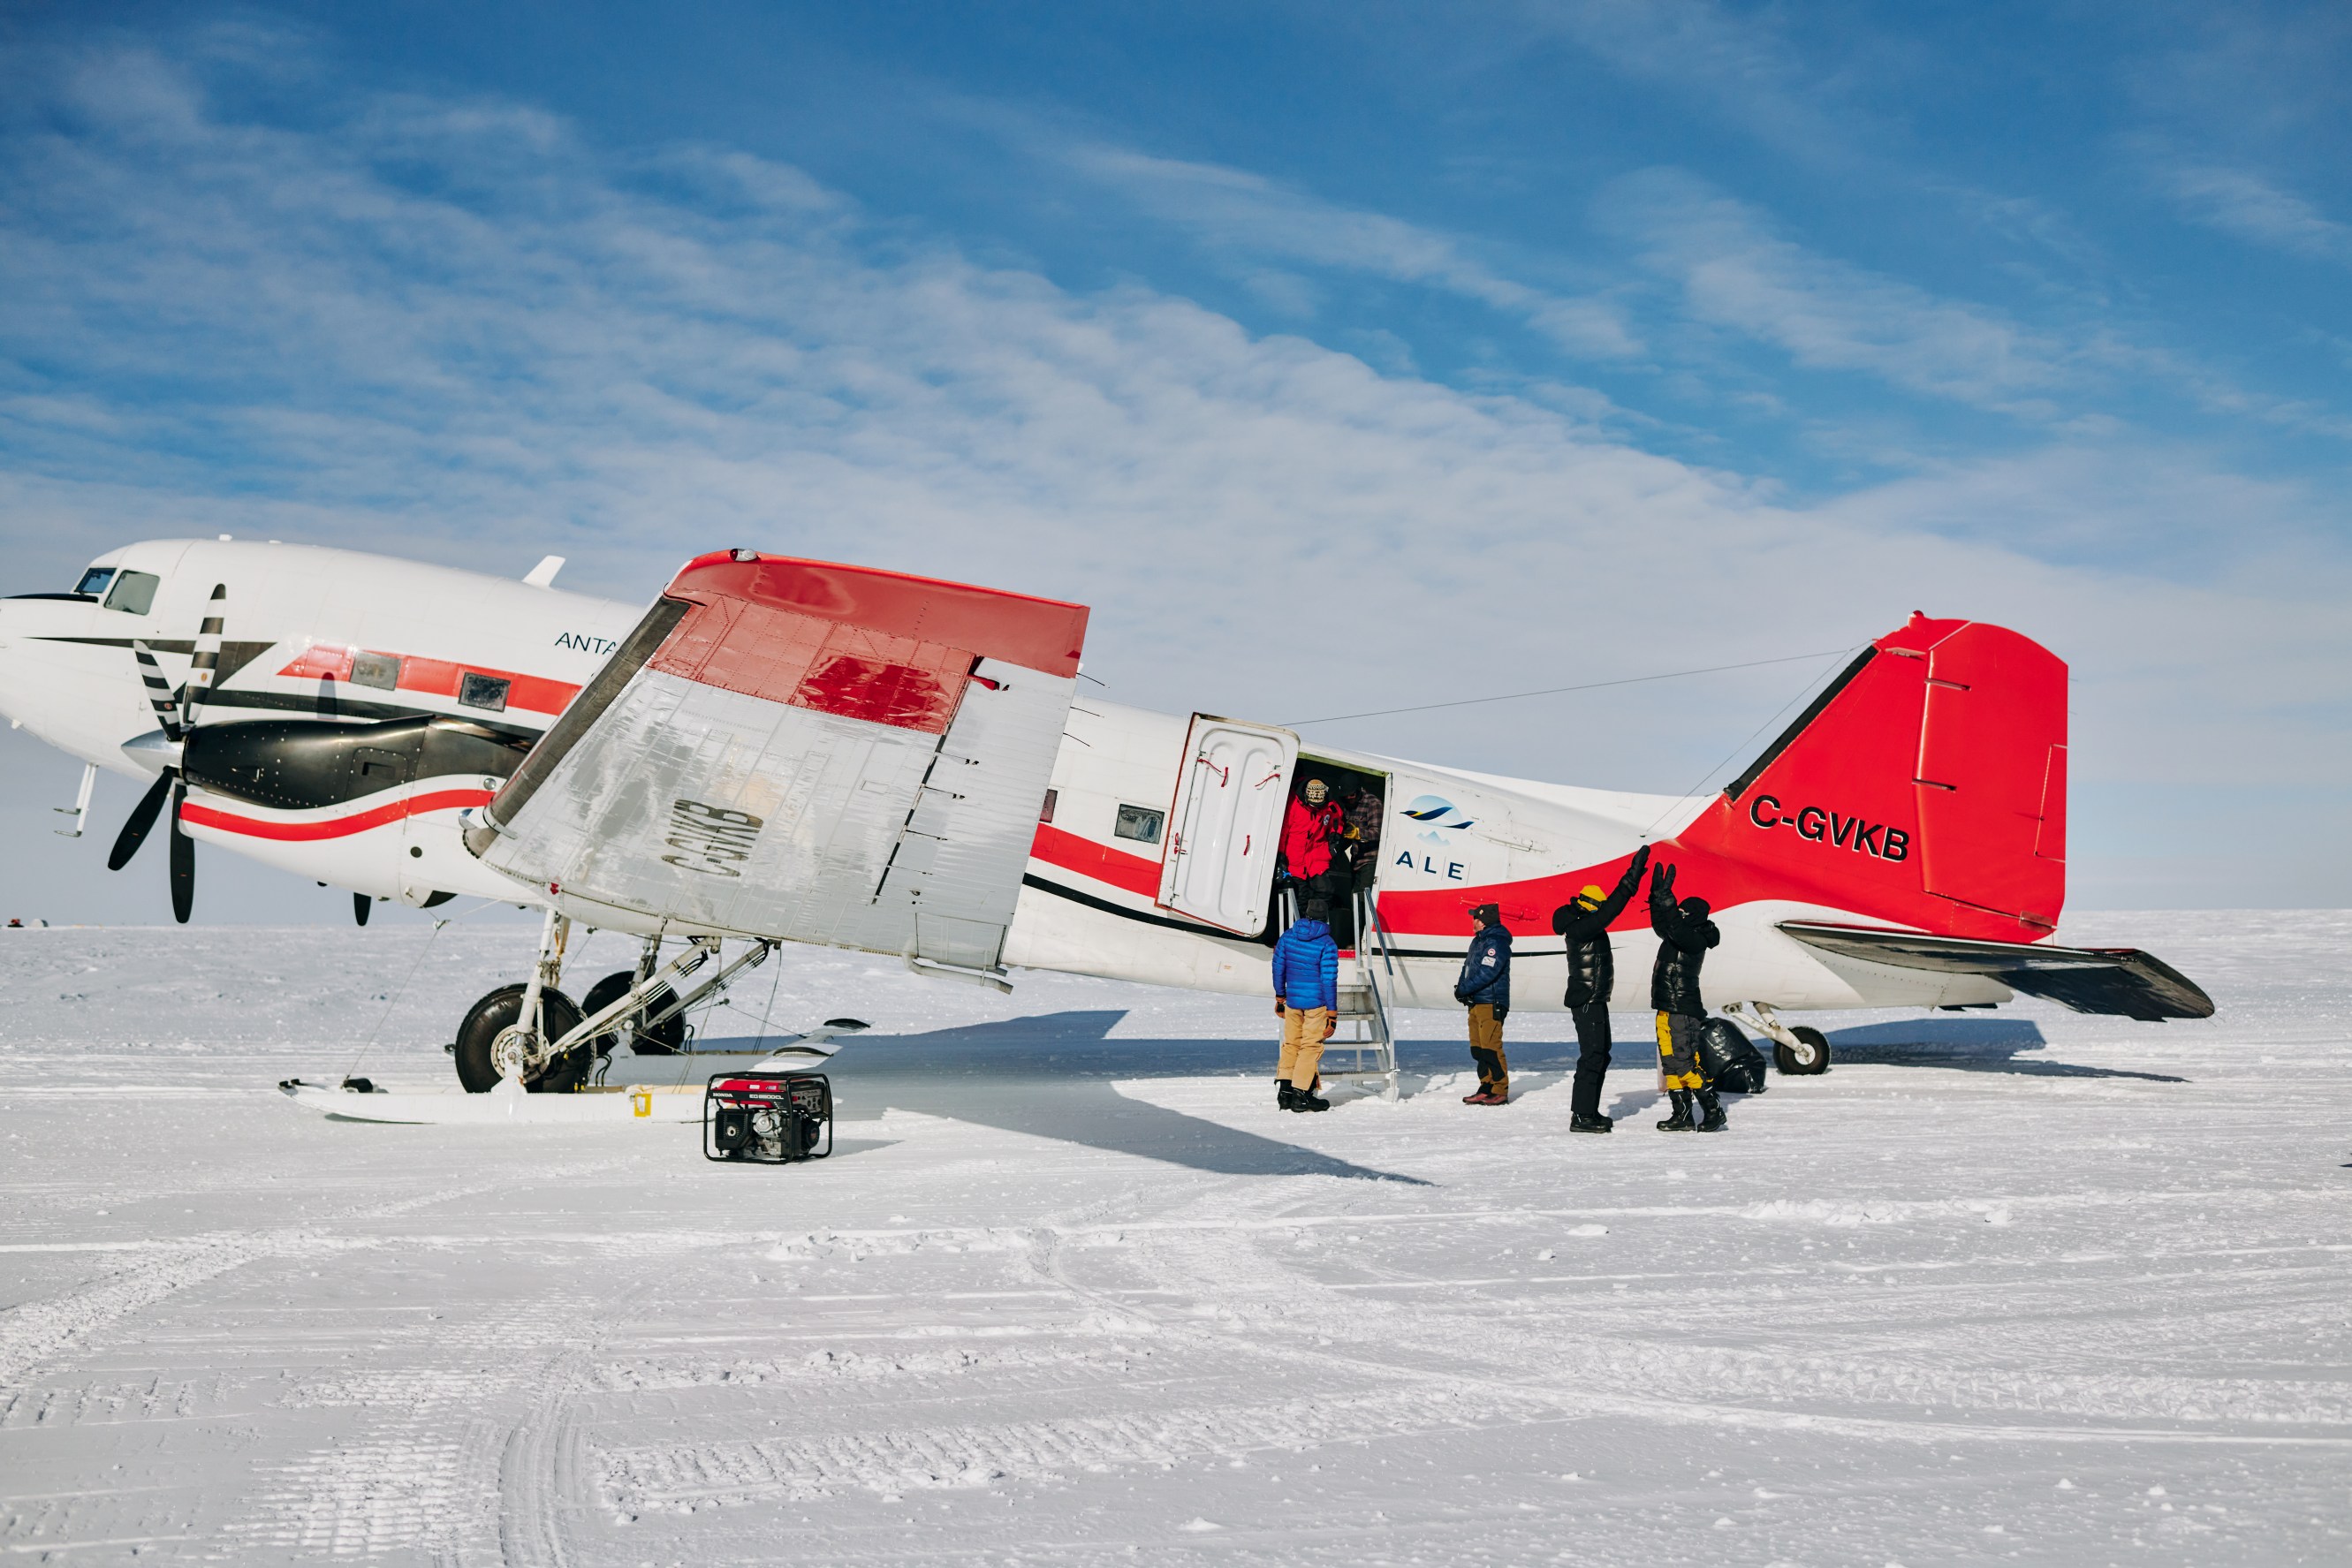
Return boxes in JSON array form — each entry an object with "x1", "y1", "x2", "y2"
[{"x1": 1318, "y1": 885, "x2": 1401, "y2": 1102}]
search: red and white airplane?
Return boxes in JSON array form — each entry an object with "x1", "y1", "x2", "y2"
[{"x1": 0, "y1": 538, "x2": 2211, "y2": 1096}]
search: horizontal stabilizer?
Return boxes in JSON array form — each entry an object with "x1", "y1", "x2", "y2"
[{"x1": 1780, "y1": 921, "x2": 2214, "y2": 1022}]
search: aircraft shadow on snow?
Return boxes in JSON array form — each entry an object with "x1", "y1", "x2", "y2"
[
  {"x1": 689, "y1": 1009, "x2": 2181, "y2": 1177},
  {"x1": 1822, "y1": 1017, "x2": 2187, "y2": 1082},
  {"x1": 704, "y1": 1010, "x2": 1429, "y2": 1184}
]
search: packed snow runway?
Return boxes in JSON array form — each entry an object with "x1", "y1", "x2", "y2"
[{"x1": 1, "y1": 913, "x2": 2347, "y2": 1565}]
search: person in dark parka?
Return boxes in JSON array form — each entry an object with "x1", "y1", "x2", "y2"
[
  {"x1": 1550, "y1": 843, "x2": 1650, "y2": 1133},
  {"x1": 1454, "y1": 903, "x2": 1514, "y2": 1104},
  {"x1": 1648, "y1": 861, "x2": 1727, "y2": 1132}
]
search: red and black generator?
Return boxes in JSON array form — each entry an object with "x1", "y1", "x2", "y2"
[{"x1": 703, "y1": 1072, "x2": 832, "y2": 1163}]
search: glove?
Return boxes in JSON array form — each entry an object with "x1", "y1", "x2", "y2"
[
  {"x1": 1629, "y1": 844, "x2": 1651, "y2": 875},
  {"x1": 1493, "y1": 1006, "x2": 1509, "y2": 1025},
  {"x1": 1655, "y1": 861, "x2": 1677, "y2": 891},
  {"x1": 1322, "y1": 1016, "x2": 1337, "y2": 1040},
  {"x1": 1275, "y1": 1002, "x2": 1286, "y2": 1016}
]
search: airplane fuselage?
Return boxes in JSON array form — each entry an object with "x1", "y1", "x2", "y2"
[{"x1": 0, "y1": 539, "x2": 2012, "y2": 1018}]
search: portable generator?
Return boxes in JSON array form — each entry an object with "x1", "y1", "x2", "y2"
[{"x1": 703, "y1": 1071, "x2": 833, "y2": 1163}]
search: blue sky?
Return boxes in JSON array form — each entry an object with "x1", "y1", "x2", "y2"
[{"x1": 1, "y1": 2, "x2": 2347, "y2": 920}]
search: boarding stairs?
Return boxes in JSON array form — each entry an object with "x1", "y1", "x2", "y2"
[{"x1": 1319, "y1": 887, "x2": 1401, "y2": 1102}]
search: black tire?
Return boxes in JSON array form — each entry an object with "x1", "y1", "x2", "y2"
[
  {"x1": 1773, "y1": 1025, "x2": 1832, "y2": 1076},
  {"x1": 452, "y1": 983, "x2": 586, "y2": 1093},
  {"x1": 578, "y1": 970, "x2": 688, "y2": 1056}
]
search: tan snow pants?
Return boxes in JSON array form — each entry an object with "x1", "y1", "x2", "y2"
[{"x1": 1278, "y1": 1007, "x2": 1331, "y2": 1090}]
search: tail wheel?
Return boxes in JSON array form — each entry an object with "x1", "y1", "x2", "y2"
[
  {"x1": 579, "y1": 970, "x2": 689, "y2": 1056},
  {"x1": 453, "y1": 983, "x2": 586, "y2": 1093},
  {"x1": 1773, "y1": 1025, "x2": 1832, "y2": 1076}
]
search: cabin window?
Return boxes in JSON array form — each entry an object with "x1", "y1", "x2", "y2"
[
  {"x1": 1114, "y1": 803, "x2": 1164, "y2": 845},
  {"x1": 73, "y1": 567, "x2": 116, "y2": 598},
  {"x1": 102, "y1": 571, "x2": 160, "y2": 617},
  {"x1": 352, "y1": 651, "x2": 400, "y2": 691},
  {"x1": 1039, "y1": 789, "x2": 1058, "y2": 824},
  {"x1": 459, "y1": 672, "x2": 511, "y2": 713}
]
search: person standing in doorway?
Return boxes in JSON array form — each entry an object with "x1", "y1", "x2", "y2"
[
  {"x1": 1455, "y1": 903, "x2": 1514, "y2": 1104},
  {"x1": 1550, "y1": 844, "x2": 1650, "y2": 1132},
  {"x1": 1281, "y1": 778, "x2": 1347, "y2": 914},
  {"x1": 1648, "y1": 861, "x2": 1727, "y2": 1132},
  {"x1": 1271, "y1": 898, "x2": 1339, "y2": 1113}
]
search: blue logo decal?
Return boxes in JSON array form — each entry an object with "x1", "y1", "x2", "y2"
[{"x1": 1401, "y1": 794, "x2": 1475, "y2": 843}]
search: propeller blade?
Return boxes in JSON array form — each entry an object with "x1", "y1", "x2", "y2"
[
  {"x1": 353, "y1": 891, "x2": 371, "y2": 928},
  {"x1": 168, "y1": 780, "x2": 193, "y2": 925},
  {"x1": 181, "y1": 583, "x2": 226, "y2": 731},
  {"x1": 130, "y1": 640, "x2": 183, "y2": 743},
  {"x1": 108, "y1": 769, "x2": 174, "y2": 871}
]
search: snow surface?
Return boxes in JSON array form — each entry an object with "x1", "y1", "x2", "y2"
[{"x1": 2, "y1": 911, "x2": 2348, "y2": 1564}]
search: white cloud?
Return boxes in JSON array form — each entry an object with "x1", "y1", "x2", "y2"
[
  {"x1": 0, "y1": 47, "x2": 2345, "y2": 908},
  {"x1": 1519, "y1": 0, "x2": 1885, "y2": 166},
  {"x1": 2162, "y1": 163, "x2": 2352, "y2": 262},
  {"x1": 1599, "y1": 170, "x2": 2073, "y2": 413},
  {"x1": 1056, "y1": 141, "x2": 1645, "y2": 360}
]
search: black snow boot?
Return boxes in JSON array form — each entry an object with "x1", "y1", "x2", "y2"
[
  {"x1": 1569, "y1": 1111, "x2": 1614, "y2": 1133},
  {"x1": 1695, "y1": 1087, "x2": 1727, "y2": 1132},
  {"x1": 1656, "y1": 1091, "x2": 1695, "y2": 1132},
  {"x1": 1278, "y1": 1079, "x2": 1297, "y2": 1111},
  {"x1": 1292, "y1": 1087, "x2": 1332, "y2": 1112}
]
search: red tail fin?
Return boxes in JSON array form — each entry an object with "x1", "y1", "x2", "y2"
[{"x1": 1676, "y1": 614, "x2": 2067, "y2": 941}]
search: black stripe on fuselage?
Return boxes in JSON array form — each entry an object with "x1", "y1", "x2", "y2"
[
  {"x1": 194, "y1": 687, "x2": 544, "y2": 740},
  {"x1": 1020, "y1": 874, "x2": 1271, "y2": 943},
  {"x1": 35, "y1": 636, "x2": 277, "y2": 686}
]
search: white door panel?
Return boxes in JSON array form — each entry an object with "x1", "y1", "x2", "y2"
[{"x1": 1157, "y1": 715, "x2": 1296, "y2": 935}]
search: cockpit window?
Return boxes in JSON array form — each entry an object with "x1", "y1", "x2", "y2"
[
  {"x1": 102, "y1": 571, "x2": 160, "y2": 616},
  {"x1": 74, "y1": 567, "x2": 117, "y2": 598}
]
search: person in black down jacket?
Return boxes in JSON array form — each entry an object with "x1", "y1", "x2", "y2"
[
  {"x1": 1550, "y1": 844, "x2": 1650, "y2": 1134},
  {"x1": 1454, "y1": 903, "x2": 1514, "y2": 1105},
  {"x1": 1648, "y1": 861, "x2": 1727, "y2": 1132}
]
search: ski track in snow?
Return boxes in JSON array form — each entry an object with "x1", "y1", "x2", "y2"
[{"x1": 0, "y1": 913, "x2": 2348, "y2": 1564}]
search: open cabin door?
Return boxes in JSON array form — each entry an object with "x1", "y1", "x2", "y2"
[{"x1": 1157, "y1": 715, "x2": 1296, "y2": 935}]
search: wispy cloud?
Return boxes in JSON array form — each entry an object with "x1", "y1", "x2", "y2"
[
  {"x1": 1599, "y1": 170, "x2": 2071, "y2": 414},
  {"x1": 2161, "y1": 163, "x2": 2352, "y2": 262},
  {"x1": 1052, "y1": 140, "x2": 1644, "y2": 361},
  {"x1": 1519, "y1": 0, "x2": 1891, "y2": 166}
]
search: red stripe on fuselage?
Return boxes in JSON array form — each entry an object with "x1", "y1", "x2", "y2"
[
  {"x1": 1029, "y1": 822, "x2": 1163, "y2": 898},
  {"x1": 181, "y1": 788, "x2": 494, "y2": 842},
  {"x1": 273, "y1": 646, "x2": 580, "y2": 716}
]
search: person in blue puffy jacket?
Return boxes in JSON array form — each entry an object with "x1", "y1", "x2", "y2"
[
  {"x1": 1454, "y1": 902, "x2": 1514, "y2": 1104},
  {"x1": 1271, "y1": 899, "x2": 1339, "y2": 1113}
]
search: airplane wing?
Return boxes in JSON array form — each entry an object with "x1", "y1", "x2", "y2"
[
  {"x1": 1779, "y1": 921, "x2": 2215, "y2": 1021},
  {"x1": 463, "y1": 551, "x2": 1088, "y2": 982}
]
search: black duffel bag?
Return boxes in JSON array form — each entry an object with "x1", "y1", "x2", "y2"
[{"x1": 1698, "y1": 1019, "x2": 1770, "y2": 1094}]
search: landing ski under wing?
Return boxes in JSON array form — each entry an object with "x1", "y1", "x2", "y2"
[
  {"x1": 466, "y1": 552, "x2": 1088, "y2": 977},
  {"x1": 1779, "y1": 921, "x2": 2214, "y2": 1021}
]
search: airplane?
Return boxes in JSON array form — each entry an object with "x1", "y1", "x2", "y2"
[{"x1": 0, "y1": 537, "x2": 2212, "y2": 1103}]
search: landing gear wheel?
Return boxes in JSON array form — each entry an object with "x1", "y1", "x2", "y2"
[
  {"x1": 1773, "y1": 1025, "x2": 1832, "y2": 1076},
  {"x1": 580, "y1": 970, "x2": 688, "y2": 1056},
  {"x1": 452, "y1": 983, "x2": 586, "y2": 1093}
]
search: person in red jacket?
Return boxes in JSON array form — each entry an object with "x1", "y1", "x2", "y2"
[{"x1": 1281, "y1": 778, "x2": 1347, "y2": 910}]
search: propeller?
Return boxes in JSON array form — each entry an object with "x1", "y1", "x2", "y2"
[{"x1": 108, "y1": 584, "x2": 224, "y2": 925}]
